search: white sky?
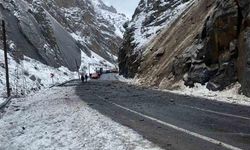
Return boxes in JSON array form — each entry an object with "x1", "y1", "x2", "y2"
[{"x1": 102, "y1": 0, "x2": 140, "y2": 18}]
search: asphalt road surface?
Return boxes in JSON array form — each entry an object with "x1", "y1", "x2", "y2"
[{"x1": 63, "y1": 76, "x2": 250, "y2": 150}]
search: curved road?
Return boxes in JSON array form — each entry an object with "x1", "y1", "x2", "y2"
[{"x1": 62, "y1": 76, "x2": 250, "y2": 150}]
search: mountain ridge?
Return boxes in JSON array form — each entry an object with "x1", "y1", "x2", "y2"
[{"x1": 0, "y1": 0, "x2": 128, "y2": 70}]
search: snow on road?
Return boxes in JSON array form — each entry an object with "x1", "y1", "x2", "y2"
[{"x1": 0, "y1": 85, "x2": 161, "y2": 150}]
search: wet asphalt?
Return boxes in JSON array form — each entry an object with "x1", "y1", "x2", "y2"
[{"x1": 62, "y1": 78, "x2": 250, "y2": 150}]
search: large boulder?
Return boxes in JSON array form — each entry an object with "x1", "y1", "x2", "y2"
[
  {"x1": 237, "y1": 0, "x2": 250, "y2": 96},
  {"x1": 207, "y1": 60, "x2": 237, "y2": 91},
  {"x1": 194, "y1": 0, "x2": 236, "y2": 73},
  {"x1": 238, "y1": 27, "x2": 250, "y2": 96},
  {"x1": 185, "y1": 0, "x2": 250, "y2": 94}
]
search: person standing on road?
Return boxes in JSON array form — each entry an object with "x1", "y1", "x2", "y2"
[
  {"x1": 80, "y1": 66, "x2": 87, "y2": 83},
  {"x1": 81, "y1": 73, "x2": 85, "y2": 83},
  {"x1": 85, "y1": 74, "x2": 88, "y2": 82}
]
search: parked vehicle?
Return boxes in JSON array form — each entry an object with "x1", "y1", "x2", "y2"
[
  {"x1": 90, "y1": 73, "x2": 100, "y2": 79},
  {"x1": 111, "y1": 68, "x2": 119, "y2": 73}
]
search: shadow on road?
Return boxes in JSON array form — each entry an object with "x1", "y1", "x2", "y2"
[{"x1": 75, "y1": 80, "x2": 250, "y2": 150}]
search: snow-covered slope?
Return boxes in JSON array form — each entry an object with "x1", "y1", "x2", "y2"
[
  {"x1": 0, "y1": 0, "x2": 126, "y2": 97},
  {"x1": 130, "y1": 0, "x2": 192, "y2": 51},
  {"x1": 43, "y1": 0, "x2": 128, "y2": 62},
  {"x1": 119, "y1": 0, "x2": 193, "y2": 78},
  {"x1": 0, "y1": 49, "x2": 77, "y2": 97},
  {"x1": 91, "y1": 0, "x2": 127, "y2": 37},
  {"x1": 0, "y1": 48, "x2": 115, "y2": 98},
  {"x1": 0, "y1": 0, "x2": 127, "y2": 70},
  {"x1": 0, "y1": 0, "x2": 81, "y2": 71}
]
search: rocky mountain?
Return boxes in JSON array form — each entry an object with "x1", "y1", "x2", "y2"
[
  {"x1": 0, "y1": 0, "x2": 127, "y2": 71},
  {"x1": 119, "y1": 0, "x2": 250, "y2": 96},
  {"x1": 119, "y1": 0, "x2": 192, "y2": 78}
]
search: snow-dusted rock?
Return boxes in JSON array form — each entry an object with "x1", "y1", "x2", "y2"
[
  {"x1": 119, "y1": 0, "x2": 192, "y2": 78},
  {"x1": 0, "y1": 0, "x2": 127, "y2": 71},
  {"x1": 119, "y1": 0, "x2": 250, "y2": 97}
]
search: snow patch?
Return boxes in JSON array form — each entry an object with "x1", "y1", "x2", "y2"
[
  {"x1": 0, "y1": 97, "x2": 5, "y2": 105},
  {"x1": 117, "y1": 75, "x2": 139, "y2": 84},
  {"x1": 162, "y1": 81, "x2": 250, "y2": 106},
  {"x1": 0, "y1": 49, "x2": 77, "y2": 98},
  {"x1": 0, "y1": 85, "x2": 161, "y2": 150},
  {"x1": 90, "y1": 0, "x2": 128, "y2": 37},
  {"x1": 130, "y1": 0, "x2": 193, "y2": 52}
]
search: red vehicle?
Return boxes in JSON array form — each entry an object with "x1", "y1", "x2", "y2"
[{"x1": 90, "y1": 73, "x2": 100, "y2": 79}]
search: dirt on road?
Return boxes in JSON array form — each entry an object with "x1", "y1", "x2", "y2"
[{"x1": 75, "y1": 79, "x2": 250, "y2": 150}]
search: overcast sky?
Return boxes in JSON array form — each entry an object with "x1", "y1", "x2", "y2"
[{"x1": 102, "y1": 0, "x2": 140, "y2": 18}]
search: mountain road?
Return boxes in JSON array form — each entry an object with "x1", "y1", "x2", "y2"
[{"x1": 61, "y1": 75, "x2": 250, "y2": 150}]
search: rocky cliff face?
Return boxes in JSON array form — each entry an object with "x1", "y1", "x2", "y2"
[
  {"x1": 180, "y1": 0, "x2": 250, "y2": 96},
  {"x1": 0, "y1": 0, "x2": 127, "y2": 71},
  {"x1": 119, "y1": 0, "x2": 192, "y2": 78},
  {"x1": 119, "y1": 0, "x2": 250, "y2": 96},
  {"x1": 234, "y1": 0, "x2": 250, "y2": 96}
]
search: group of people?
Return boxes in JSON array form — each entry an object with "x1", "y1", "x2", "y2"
[{"x1": 81, "y1": 73, "x2": 89, "y2": 83}]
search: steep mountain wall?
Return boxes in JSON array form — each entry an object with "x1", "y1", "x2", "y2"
[
  {"x1": 0, "y1": 0, "x2": 127, "y2": 71},
  {"x1": 119, "y1": 0, "x2": 192, "y2": 78},
  {"x1": 40, "y1": 0, "x2": 127, "y2": 63},
  {"x1": 119, "y1": 0, "x2": 250, "y2": 96},
  {"x1": 237, "y1": 0, "x2": 250, "y2": 96},
  {"x1": 136, "y1": 0, "x2": 215, "y2": 87},
  {"x1": 0, "y1": 0, "x2": 81, "y2": 70}
]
